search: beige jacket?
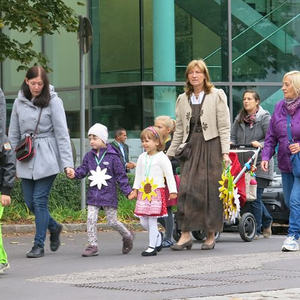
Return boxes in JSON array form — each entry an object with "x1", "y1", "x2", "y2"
[{"x1": 167, "y1": 88, "x2": 231, "y2": 157}]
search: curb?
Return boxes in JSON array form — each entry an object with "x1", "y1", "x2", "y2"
[{"x1": 2, "y1": 223, "x2": 143, "y2": 234}]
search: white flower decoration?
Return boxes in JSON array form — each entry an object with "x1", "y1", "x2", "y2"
[{"x1": 88, "y1": 166, "x2": 112, "y2": 190}]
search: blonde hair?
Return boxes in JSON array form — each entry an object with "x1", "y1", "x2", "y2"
[
  {"x1": 283, "y1": 71, "x2": 300, "y2": 97},
  {"x1": 140, "y1": 126, "x2": 165, "y2": 152},
  {"x1": 154, "y1": 115, "x2": 176, "y2": 133},
  {"x1": 184, "y1": 59, "x2": 214, "y2": 96}
]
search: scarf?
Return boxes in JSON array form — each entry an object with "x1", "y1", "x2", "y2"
[
  {"x1": 284, "y1": 97, "x2": 300, "y2": 116},
  {"x1": 243, "y1": 112, "x2": 257, "y2": 129}
]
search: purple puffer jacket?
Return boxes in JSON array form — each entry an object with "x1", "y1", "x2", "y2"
[
  {"x1": 75, "y1": 144, "x2": 132, "y2": 208},
  {"x1": 262, "y1": 99, "x2": 300, "y2": 173}
]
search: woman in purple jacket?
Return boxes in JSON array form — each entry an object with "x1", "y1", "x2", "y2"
[
  {"x1": 68, "y1": 123, "x2": 135, "y2": 257},
  {"x1": 261, "y1": 70, "x2": 300, "y2": 252}
]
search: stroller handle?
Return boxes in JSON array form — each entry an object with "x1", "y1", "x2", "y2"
[{"x1": 230, "y1": 144, "x2": 259, "y2": 150}]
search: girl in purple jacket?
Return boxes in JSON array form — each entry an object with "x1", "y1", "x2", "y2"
[
  {"x1": 262, "y1": 71, "x2": 300, "y2": 252},
  {"x1": 69, "y1": 123, "x2": 135, "y2": 257}
]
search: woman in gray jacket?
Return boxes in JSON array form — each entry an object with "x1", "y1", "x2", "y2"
[
  {"x1": 9, "y1": 66, "x2": 74, "y2": 258},
  {"x1": 231, "y1": 90, "x2": 273, "y2": 239}
]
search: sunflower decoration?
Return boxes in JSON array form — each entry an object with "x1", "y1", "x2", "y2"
[
  {"x1": 219, "y1": 166, "x2": 240, "y2": 222},
  {"x1": 139, "y1": 177, "x2": 158, "y2": 202}
]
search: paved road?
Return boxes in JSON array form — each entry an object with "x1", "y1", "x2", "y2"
[{"x1": 1, "y1": 230, "x2": 300, "y2": 300}]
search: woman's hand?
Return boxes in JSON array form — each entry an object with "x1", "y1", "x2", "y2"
[
  {"x1": 223, "y1": 153, "x2": 231, "y2": 168},
  {"x1": 251, "y1": 141, "x2": 262, "y2": 148},
  {"x1": 261, "y1": 160, "x2": 269, "y2": 172},
  {"x1": 1, "y1": 195, "x2": 11, "y2": 207},
  {"x1": 289, "y1": 143, "x2": 300, "y2": 154},
  {"x1": 169, "y1": 193, "x2": 177, "y2": 200},
  {"x1": 65, "y1": 167, "x2": 75, "y2": 179},
  {"x1": 128, "y1": 190, "x2": 137, "y2": 200}
]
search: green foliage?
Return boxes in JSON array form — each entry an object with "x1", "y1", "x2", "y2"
[
  {"x1": 0, "y1": 0, "x2": 84, "y2": 71},
  {"x1": 2, "y1": 173, "x2": 138, "y2": 224}
]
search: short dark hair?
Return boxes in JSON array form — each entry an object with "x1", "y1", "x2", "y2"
[
  {"x1": 21, "y1": 66, "x2": 50, "y2": 108},
  {"x1": 114, "y1": 128, "x2": 126, "y2": 138}
]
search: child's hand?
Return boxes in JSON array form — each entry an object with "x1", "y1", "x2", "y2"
[
  {"x1": 128, "y1": 190, "x2": 137, "y2": 200},
  {"x1": 169, "y1": 193, "x2": 177, "y2": 200},
  {"x1": 1, "y1": 194, "x2": 11, "y2": 207},
  {"x1": 126, "y1": 162, "x2": 136, "y2": 169}
]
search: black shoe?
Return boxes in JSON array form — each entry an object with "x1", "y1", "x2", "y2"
[
  {"x1": 141, "y1": 247, "x2": 157, "y2": 256},
  {"x1": 26, "y1": 245, "x2": 44, "y2": 258},
  {"x1": 156, "y1": 232, "x2": 164, "y2": 252},
  {"x1": 50, "y1": 224, "x2": 63, "y2": 252}
]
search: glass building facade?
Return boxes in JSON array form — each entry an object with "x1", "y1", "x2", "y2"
[{"x1": 1, "y1": 0, "x2": 300, "y2": 141}]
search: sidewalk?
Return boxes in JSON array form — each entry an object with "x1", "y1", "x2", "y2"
[
  {"x1": 2, "y1": 231, "x2": 300, "y2": 300},
  {"x1": 2, "y1": 222, "x2": 142, "y2": 234}
]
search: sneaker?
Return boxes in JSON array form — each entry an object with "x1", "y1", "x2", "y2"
[
  {"x1": 254, "y1": 234, "x2": 260, "y2": 240},
  {"x1": 162, "y1": 239, "x2": 174, "y2": 248},
  {"x1": 263, "y1": 224, "x2": 272, "y2": 238},
  {"x1": 0, "y1": 263, "x2": 10, "y2": 273},
  {"x1": 122, "y1": 231, "x2": 134, "y2": 254},
  {"x1": 82, "y1": 245, "x2": 99, "y2": 257},
  {"x1": 282, "y1": 236, "x2": 299, "y2": 252}
]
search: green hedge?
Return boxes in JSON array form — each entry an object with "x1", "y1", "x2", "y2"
[{"x1": 2, "y1": 173, "x2": 138, "y2": 224}]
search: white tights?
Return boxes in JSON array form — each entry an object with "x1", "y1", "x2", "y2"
[{"x1": 139, "y1": 216, "x2": 162, "y2": 248}]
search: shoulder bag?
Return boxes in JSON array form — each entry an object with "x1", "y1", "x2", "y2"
[{"x1": 15, "y1": 108, "x2": 43, "y2": 162}]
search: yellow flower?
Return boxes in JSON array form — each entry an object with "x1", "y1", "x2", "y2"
[{"x1": 139, "y1": 177, "x2": 158, "y2": 202}]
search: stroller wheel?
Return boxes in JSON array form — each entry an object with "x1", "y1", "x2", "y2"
[
  {"x1": 192, "y1": 231, "x2": 206, "y2": 241},
  {"x1": 238, "y1": 212, "x2": 256, "y2": 242}
]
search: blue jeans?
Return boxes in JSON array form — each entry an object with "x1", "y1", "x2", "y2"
[
  {"x1": 250, "y1": 187, "x2": 273, "y2": 235},
  {"x1": 281, "y1": 172, "x2": 300, "y2": 239},
  {"x1": 21, "y1": 175, "x2": 59, "y2": 247}
]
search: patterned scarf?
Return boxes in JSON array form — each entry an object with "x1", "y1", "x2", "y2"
[
  {"x1": 243, "y1": 112, "x2": 257, "y2": 128},
  {"x1": 284, "y1": 97, "x2": 300, "y2": 116}
]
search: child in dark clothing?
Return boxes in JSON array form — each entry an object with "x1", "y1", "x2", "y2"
[
  {"x1": 0, "y1": 88, "x2": 15, "y2": 273},
  {"x1": 68, "y1": 123, "x2": 135, "y2": 257}
]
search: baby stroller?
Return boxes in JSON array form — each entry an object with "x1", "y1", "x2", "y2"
[{"x1": 173, "y1": 145, "x2": 260, "y2": 242}]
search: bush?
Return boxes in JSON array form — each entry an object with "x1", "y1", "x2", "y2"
[{"x1": 2, "y1": 173, "x2": 138, "y2": 224}]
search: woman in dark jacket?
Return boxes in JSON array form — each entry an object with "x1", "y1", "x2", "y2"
[{"x1": 231, "y1": 90, "x2": 273, "y2": 239}]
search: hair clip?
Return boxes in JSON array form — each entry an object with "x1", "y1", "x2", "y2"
[{"x1": 147, "y1": 126, "x2": 159, "y2": 139}]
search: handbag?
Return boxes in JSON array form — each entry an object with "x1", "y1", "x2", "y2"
[
  {"x1": 287, "y1": 114, "x2": 300, "y2": 177},
  {"x1": 15, "y1": 108, "x2": 42, "y2": 162}
]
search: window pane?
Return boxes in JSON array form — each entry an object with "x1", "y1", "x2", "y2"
[
  {"x1": 45, "y1": 0, "x2": 88, "y2": 88},
  {"x1": 232, "y1": 0, "x2": 300, "y2": 81},
  {"x1": 175, "y1": 0, "x2": 228, "y2": 82},
  {"x1": 90, "y1": 0, "x2": 140, "y2": 84},
  {"x1": 91, "y1": 87, "x2": 142, "y2": 138}
]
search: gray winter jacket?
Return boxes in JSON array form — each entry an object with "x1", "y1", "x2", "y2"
[
  {"x1": 8, "y1": 87, "x2": 74, "y2": 180},
  {"x1": 231, "y1": 106, "x2": 274, "y2": 181}
]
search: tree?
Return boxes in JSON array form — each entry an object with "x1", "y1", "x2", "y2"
[{"x1": 0, "y1": 0, "x2": 84, "y2": 71}]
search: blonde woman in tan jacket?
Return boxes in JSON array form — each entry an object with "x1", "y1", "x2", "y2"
[{"x1": 167, "y1": 59, "x2": 231, "y2": 251}]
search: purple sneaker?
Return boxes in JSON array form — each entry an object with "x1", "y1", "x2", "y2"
[{"x1": 82, "y1": 245, "x2": 99, "y2": 257}]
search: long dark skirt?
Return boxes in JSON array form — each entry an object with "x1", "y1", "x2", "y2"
[{"x1": 176, "y1": 131, "x2": 224, "y2": 232}]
